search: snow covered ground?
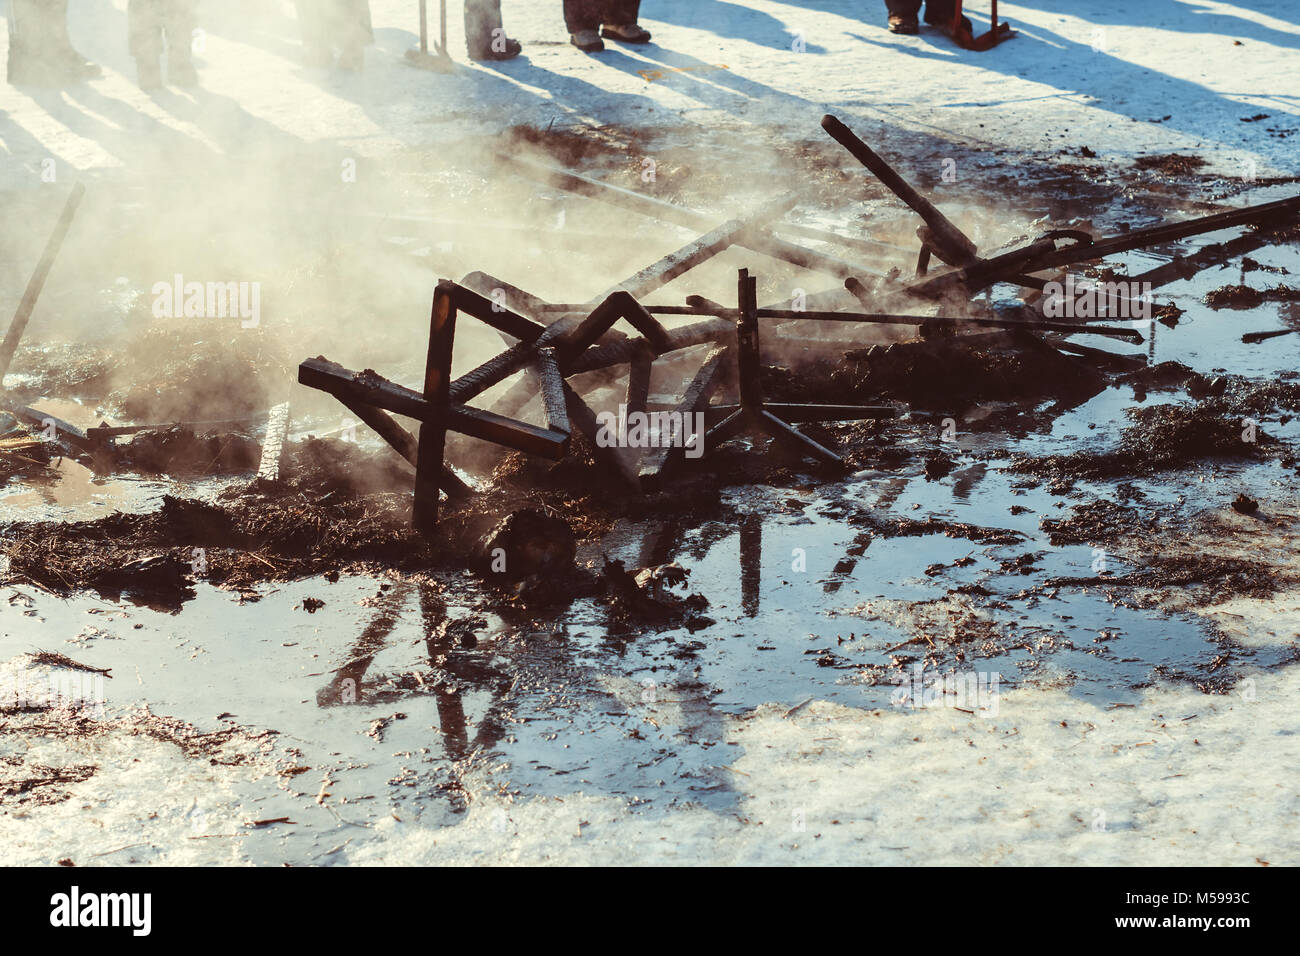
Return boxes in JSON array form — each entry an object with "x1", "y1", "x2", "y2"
[{"x1": 0, "y1": 0, "x2": 1297, "y2": 192}]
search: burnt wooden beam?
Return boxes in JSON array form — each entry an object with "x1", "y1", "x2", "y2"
[
  {"x1": 414, "y1": 280, "x2": 457, "y2": 529},
  {"x1": 256, "y1": 401, "x2": 291, "y2": 482},
  {"x1": 451, "y1": 404, "x2": 568, "y2": 459},
  {"x1": 603, "y1": 217, "x2": 760, "y2": 301},
  {"x1": 625, "y1": 343, "x2": 653, "y2": 418},
  {"x1": 459, "y1": 271, "x2": 552, "y2": 320},
  {"x1": 1050, "y1": 340, "x2": 1147, "y2": 372},
  {"x1": 0, "y1": 183, "x2": 86, "y2": 381},
  {"x1": 822, "y1": 114, "x2": 978, "y2": 266},
  {"x1": 704, "y1": 408, "x2": 747, "y2": 448},
  {"x1": 736, "y1": 269, "x2": 763, "y2": 411},
  {"x1": 564, "y1": 319, "x2": 734, "y2": 373},
  {"x1": 534, "y1": 347, "x2": 570, "y2": 436},
  {"x1": 638, "y1": 344, "x2": 731, "y2": 491},
  {"x1": 451, "y1": 283, "x2": 548, "y2": 343},
  {"x1": 904, "y1": 237, "x2": 1056, "y2": 300},
  {"x1": 297, "y1": 358, "x2": 567, "y2": 458},
  {"x1": 1026, "y1": 193, "x2": 1300, "y2": 271},
  {"x1": 841, "y1": 278, "x2": 1144, "y2": 342},
  {"x1": 1127, "y1": 225, "x2": 1293, "y2": 290},
  {"x1": 559, "y1": 290, "x2": 673, "y2": 364},
  {"x1": 1, "y1": 400, "x2": 98, "y2": 457},
  {"x1": 448, "y1": 338, "x2": 543, "y2": 404}
]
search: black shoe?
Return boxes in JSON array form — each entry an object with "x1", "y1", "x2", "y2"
[
  {"x1": 468, "y1": 37, "x2": 521, "y2": 61},
  {"x1": 888, "y1": 15, "x2": 919, "y2": 35},
  {"x1": 600, "y1": 24, "x2": 651, "y2": 44},
  {"x1": 570, "y1": 30, "x2": 604, "y2": 53}
]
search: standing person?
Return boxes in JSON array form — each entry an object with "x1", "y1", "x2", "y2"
[
  {"x1": 127, "y1": 0, "x2": 198, "y2": 89},
  {"x1": 883, "y1": 0, "x2": 969, "y2": 36},
  {"x1": 464, "y1": 0, "x2": 521, "y2": 61},
  {"x1": 564, "y1": 1, "x2": 650, "y2": 53},
  {"x1": 295, "y1": 0, "x2": 373, "y2": 70},
  {"x1": 6, "y1": 0, "x2": 101, "y2": 85}
]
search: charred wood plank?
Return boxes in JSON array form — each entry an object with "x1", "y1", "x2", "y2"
[
  {"x1": 0, "y1": 183, "x2": 86, "y2": 381},
  {"x1": 1026, "y1": 193, "x2": 1300, "y2": 271},
  {"x1": 459, "y1": 271, "x2": 552, "y2": 321},
  {"x1": 559, "y1": 290, "x2": 673, "y2": 363},
  {"x1": 822, "y1": 114, "x2": 978, "y2": 265},
  {"x1": 451, "y1": 283, "x2": 548, "y2": 343},
  {"x1": 625, "y1": 343, "x2": 653, "y2": 418},
  {"x1": 535, "y1": 347, "x2": 570, "y2": 435},
  {"x1": 1, "y1": 400, "x2": 97, "y2": 457},
  {"x1": 415, "y1": 281, "x2": 457, "y2": 529},
  {"x1": 256, "y1": 401, "x2": 291, "y2": 482},
  {"x1": 297, "y1": 359, "x2": 567, "y2": 458}
]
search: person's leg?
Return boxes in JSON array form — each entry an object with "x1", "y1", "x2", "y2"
[
  {"x1": 923, "y1": 0, "x2": 956, "y2": 24},
  {"x1": 12, "y1": 0, "x2": 100, "y2": 84},
  {"x1": 295, "y1": 0, "x2": 333, "y2": 66},
  {"x1": 164, "y1": 0, "x2": 198, "y2": 85},
  {"x1": 465, "y1": 0, "x2": 518, "y2": 60},
  {"x1": 335, "y1": 0, "x2": 372, "y2": 70},
  {"x1": 885, "y1": 0, "x2": 923, "y2": 33},
  {"x1": 923, "y1": 0, "x2": 970, "y2": 36},
  {"x1": 600, "y1": 0, "x2": 649, "y2": 43},
  {"x1": 128, "y1": 0, "x2": 164, "y2": 88}
]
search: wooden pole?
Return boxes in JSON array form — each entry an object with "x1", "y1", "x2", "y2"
[
  {"x1": 736, "y1": 269, "x2": 762, "y2": 413},
  {"x1": 0, "y1": 183, "x2": 86, "y2": 382},
  {"x1": 414, "y1": 280, "x2": 457, "y2": 530},
  {"x1": 821, "y1": 115, "x2": 978, "y2": 265}
]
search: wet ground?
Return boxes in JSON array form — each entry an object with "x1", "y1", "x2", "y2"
[{"x1": 2, "y1": 137, "x2": 1299, "y2": 865}]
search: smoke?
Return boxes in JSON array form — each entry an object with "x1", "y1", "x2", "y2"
[{"x1": 2, "y1": 1, "x2": 1022, "y2": 484}]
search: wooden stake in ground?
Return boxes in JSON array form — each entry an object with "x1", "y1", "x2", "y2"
[
  {"x1": 414, "y1": 281, "x2": 457, "y2": 530},
  {"x1": 0, "y1": 183, "x2": 86, "y2": 382},
  {"x1": 256, "y1": 401, "x2": 291, "y2": 482}
]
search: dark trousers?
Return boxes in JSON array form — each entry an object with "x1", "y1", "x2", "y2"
[
  {"x1": 563, "y1": 0, "x2": 642, "y2": 34},
  {"x1": 128, "y1": 0, "x2": 197, "y2": 62},
  {"x1": 464, "y1": 0, "x2": 505, "y2": 55},
  {"x1": 885, "y1": 0, "x2": 956, "y2": 19},
  {"x1": 295, "y1": 0, "x2": 372, "y2": 56},
  {"x1": 8, "y1": 0, "x2": 76, "y2": 57}
]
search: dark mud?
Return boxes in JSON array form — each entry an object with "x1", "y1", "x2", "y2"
[{"x1": 1011, "y1": 402, "x2": 1285, "y2": 482}]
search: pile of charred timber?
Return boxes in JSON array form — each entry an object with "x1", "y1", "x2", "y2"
[
  {"x1": 5, "y1": 120, "x2": 1291, "y2": 532},
  {"x1": 296, "y1": 115, "x2": 1300, "y2": 528}
]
